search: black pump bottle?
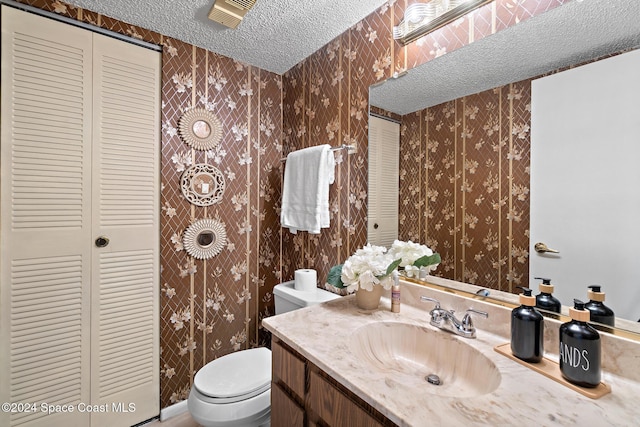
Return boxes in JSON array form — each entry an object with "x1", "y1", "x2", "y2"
[
  {"x1": 511, "y1": 286, "x2": 544, "y2": 363},
  {"x1": 559, "y1": 299, "x2": 601, "y2": 388},
  {"x1": 584, "y1": 285, "x2": 615, "y2": 327},
  {"x1": 534, "y1": 277, "x2": 561, "y2": 314}
]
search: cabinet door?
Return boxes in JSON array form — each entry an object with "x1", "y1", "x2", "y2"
[
  {"x1": 1, "y1": 6, "x2": 92, "y2": 427},
  {"x1": 272, "y1": 340, "x2": 306, "y2": 399},
  {"x1": 309, "y1": 370, "x2": 383, "y2": 427},
  {"x1": 271, "y1": 383, "x2": 304, "y2": 427},
  {"x1": 90, "y1": 33, "x2": 160, "y2": 427}
]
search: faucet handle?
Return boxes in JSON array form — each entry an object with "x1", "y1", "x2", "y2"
[
  {"x1": 466, "y1": 308, "x2": 489, "y2": 318},
  {"x1": 462, "y1": 308, "x2": 489, "y2": 330},
  {"x1": 420, "y1": 296, "x2": 441, "y2": 309}
]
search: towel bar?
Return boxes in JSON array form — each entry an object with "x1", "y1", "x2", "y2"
[{"x1": 280, "y1": 144, "x2": 354, "y2": 162}]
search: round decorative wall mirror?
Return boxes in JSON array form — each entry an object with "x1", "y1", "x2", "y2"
[
  {"x1": 183, "y1": 218, "x2": 227, "y2": 260},
  {"x1": 181, "y1": 164, "x2": 225, "y2": 206},
  {"x1": 178, "y1": 108, "x2": 223, "y2": 151}
]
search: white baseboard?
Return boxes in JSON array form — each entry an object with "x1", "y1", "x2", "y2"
[{"x1": 159, "y1": 399, "x2": 188, "y2": 421}]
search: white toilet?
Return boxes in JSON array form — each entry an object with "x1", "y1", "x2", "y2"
[{"x1": 187, "y1": 281, "x2": 340, "y2": 427}]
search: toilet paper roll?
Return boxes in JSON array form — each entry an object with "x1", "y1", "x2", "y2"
[{"x1": 294, "y1": 269, "x2": 317, "y2": 292}]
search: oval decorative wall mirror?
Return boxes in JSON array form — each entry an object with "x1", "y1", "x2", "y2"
[
  {"x1": 183, "y1": 218, "x2": 227, "y2": 260},
  {"x1": 181, "y1": 163, "x2": 226, "y2": 206},
  {"x1": 178, "y1": 108, "x2": 223, "y2": 151}
]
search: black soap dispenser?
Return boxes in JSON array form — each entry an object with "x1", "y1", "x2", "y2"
[
  {"x1": 534, "y1": 277, "x2": 562, "y2": 314},
  {"x1": 585, "y1": 285, "x2": 615, "y2": 327},
  {"x1": 511, "y1": 287, "x2": 544, "y2": 363},
  {"x1": 559, "y1": 299, "x2": 601, "y2": 388}
]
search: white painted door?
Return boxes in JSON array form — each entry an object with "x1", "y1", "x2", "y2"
[
  {"x1": 90, "y1": 33, "x2": 160, "y2": 427},
  {"x1": 1, "y1": 6, "x2": 93, "y2": 427},
  {"x1": 368, "y1": 115, "x2": 399, "y2": 247},
  {"x1": 530, "y1": 48, "x2": 640, "y2": 322},
  {"x1": 1, "y1": 6, "x2": 160, "y2": 427}
]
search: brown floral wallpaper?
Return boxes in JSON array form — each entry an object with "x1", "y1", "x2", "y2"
[
  {"x1": 15, "y1": 0, "x2": 570, "y2": 411},
  {"x1": 158, "y1": 43, "x2": 282, "y2": 406},
  {"x1": 398, "y1": 81, "x2": 533, "y2": 294}
]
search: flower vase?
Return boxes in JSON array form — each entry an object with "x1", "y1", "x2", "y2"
[{"x1": 355, "y1": 285, "x2": 384, "y2": 310}]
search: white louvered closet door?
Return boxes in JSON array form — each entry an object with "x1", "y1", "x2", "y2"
[
  {"x1": 1, "y1": 6, "x2": 160, "y2": 427},
  {"x1": 368, "y1": 115, "x2": 399, "y2": 248},
  {"x1": 90, "y1": 33, "x2": 160, "y2": 427},
  {"x1": 1, "y1": 6, "x2": 93, "y2": 427}
]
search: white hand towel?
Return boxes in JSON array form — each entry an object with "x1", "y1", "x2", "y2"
[{"x1": 281, "y1": 145, "x2": 335, "y2": 234}]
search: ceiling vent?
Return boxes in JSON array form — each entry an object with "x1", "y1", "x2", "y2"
[{"x1": 208, "y1": 0, "x2": 257, "y2": 29}]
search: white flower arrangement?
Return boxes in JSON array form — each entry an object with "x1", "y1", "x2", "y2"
[
  {"x1": 327, "y1": 244, "x2": 401, "y2": 293},
  {"x1": 387, "y1": 240, "x2": 441, "y2": 277}
]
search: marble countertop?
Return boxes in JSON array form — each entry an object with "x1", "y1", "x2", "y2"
[{"x1": 263, "y1": 280, "x2": 640, "y2": 426}]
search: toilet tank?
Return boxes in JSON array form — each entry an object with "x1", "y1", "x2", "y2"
[{"x1": 273, "y1": 281, "x2": 341, "y2": 314}]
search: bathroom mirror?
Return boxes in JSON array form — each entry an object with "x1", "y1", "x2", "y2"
[
  {"x1": 181, "y1": 163, "x2": 226, "y2": 206},
  {"x1": 369, "y1": 0, "x2": 640, "y2": 335},
  {"x1": 183, "y1": 218, "x2": 227, "y2": 260},
  {"x1": 178, "y1": 108, "x2": 223, "y2": 151}
]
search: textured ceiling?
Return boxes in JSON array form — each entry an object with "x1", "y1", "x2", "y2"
[
  {"x1": 64, "y1": 0, "x2": 387, "y2": 74},
  {"x1": 371, "y1": 0, "x2": 640, "y2": 115}
]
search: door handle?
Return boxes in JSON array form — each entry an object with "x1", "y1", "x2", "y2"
[
  {"x1": 534, "y1": 242, "x2": 559, "y2": 254},
  {"x1": 95, "y1": 236, "x2": 109, "y2": 248}
]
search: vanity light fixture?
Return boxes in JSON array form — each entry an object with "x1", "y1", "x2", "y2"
[{"x1": 394, "y1": 0, "x2": 493, "y2": 45}]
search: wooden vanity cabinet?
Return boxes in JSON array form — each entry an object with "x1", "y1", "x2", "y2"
[
  {"x1": 272, "y1": 383, "x2": 305, "y2": 427},
  {"x1": 271, "y1": 338, "x2": 397, "y2": 427},
  {"x1": 272, "y1": 338, "x2": 306, "y2": 427}
]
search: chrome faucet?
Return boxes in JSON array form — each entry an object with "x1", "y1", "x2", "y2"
[{"x1": 420, "y1": 296, "x2": 488, "y2": 339}]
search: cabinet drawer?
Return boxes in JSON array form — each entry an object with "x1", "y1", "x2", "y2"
[
  {"x1": 272, "y1": 339, "x2": 306, "y2": 399},
  {"x1": 308, "y1": 370, "x2": 383, "y2": 427},
  {"x1": 271, "y1": 382, "x2": 304, "y2": 427}
]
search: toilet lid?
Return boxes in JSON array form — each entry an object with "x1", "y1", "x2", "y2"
[{"x1": 194, "y1": 347, "x2": 272, "y2": 401}]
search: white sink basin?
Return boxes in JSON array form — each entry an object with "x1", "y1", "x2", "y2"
[{"x1": 349, "y1": 322, "x2": 501, "y2": 398}]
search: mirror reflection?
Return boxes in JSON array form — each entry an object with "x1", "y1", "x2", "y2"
[
  {"x1": 192, "y1": 172, "x2": 216, "y2": 196},
  {"x1": 197, "y1": 231, "x2": 215, "y2": 248},
  {"x1": 369, "y1": 1, "x2": 640, "y2": 334},
  {"x1": 192, "y1": 120, "x2": 211, "y2": 139}
]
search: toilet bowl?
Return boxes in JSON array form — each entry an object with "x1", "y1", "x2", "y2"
[
  {"x1": 187, "y1": 347, "x2": 271, "y2": 427},
  {"x1": 187, "y1": 281, "x2": 340, "y2": 426}
]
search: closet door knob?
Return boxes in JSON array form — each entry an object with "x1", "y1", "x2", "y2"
[
  {"x1": 95, "y1": 236, "x2": 109, "y2": 248},
  {"x1": 374, "y1": 223, "x2": 379, "y2": 229}
]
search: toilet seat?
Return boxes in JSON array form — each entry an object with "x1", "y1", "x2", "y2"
[{"x1": 194, "y1": 347, "x2": 271, "y2": 404}]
